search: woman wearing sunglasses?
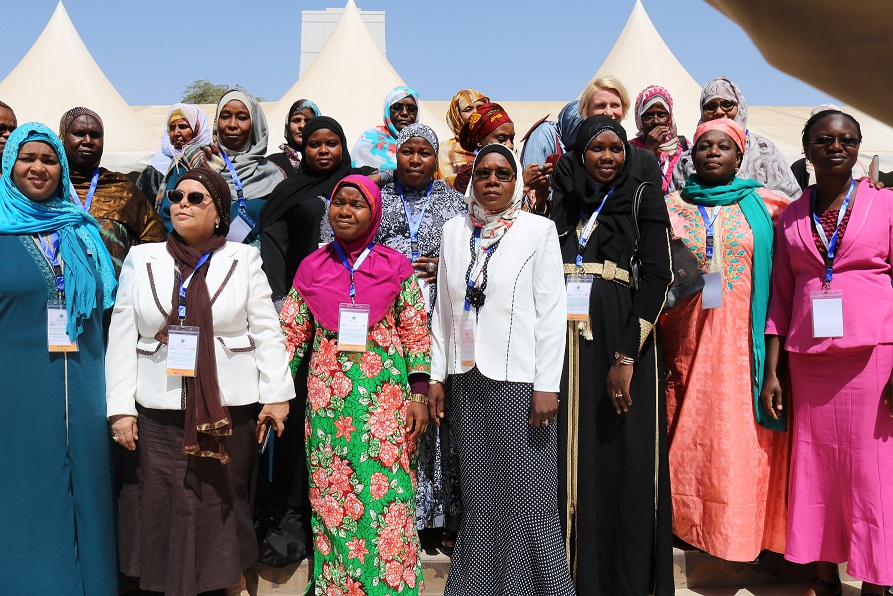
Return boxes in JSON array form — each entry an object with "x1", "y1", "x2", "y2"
[
  {"x1": 764, "y1": 109, "x2": 893, "y2": 596},
  {"x1": 352, "y1": 86, "x2": 421, "y2": 171},
  {"x1": 429, "y1": 144, "x2": 574, "y2": 594},
  {"x1": 106, "y1": 168, "x2": 294, "y2": 596},
  {"x1": 669, "y1": 76, "x2": 802, "y2": 202}
]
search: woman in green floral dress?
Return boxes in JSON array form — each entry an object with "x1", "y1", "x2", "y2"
[{"x1": 281, "y1": 174, "x2": 431, "y2": 595}]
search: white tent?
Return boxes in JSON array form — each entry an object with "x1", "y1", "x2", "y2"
[{"x1": 0, "y1": 2, "x2": 156, "y2": 173}]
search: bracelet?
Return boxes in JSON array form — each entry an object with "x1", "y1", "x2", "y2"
[
  {"x1": 409, "y1": 393, "x2": 429, "y2": 405},
  {"x1": 428, "y1": 378, "x2": 443, "y2": 385},
  {"x1": 613, "y1": 352, "x2": 635, "y2": 366}
]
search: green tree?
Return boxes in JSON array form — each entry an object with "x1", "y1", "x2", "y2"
[{"x1": 181, "y1": 79, "x2": 264, "y2": 104}]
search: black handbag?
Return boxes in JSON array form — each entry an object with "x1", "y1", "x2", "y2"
[{"x1": 630, "y1": 182, "x2": 704, "y2": 312}]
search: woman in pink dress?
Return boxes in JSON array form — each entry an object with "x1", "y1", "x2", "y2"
[
  {"x1": 763, "y1": 109, "x2": 893, "y2": 596},
  {"x1": 661, "y1": 118, "x2": 790, "y2": 562}
]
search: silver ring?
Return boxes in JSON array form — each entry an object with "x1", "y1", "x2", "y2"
[
  {"x1": 425, "y1": 262, "x2": 437, "y2": 274},
  {"x1": 614, "y1": 393, "x2": 623, "y2": 398},
  {"x1": 112, "y1": 435, "x2": 119, "y2": 442},
  {"x1": 542, "y1": 420, "x2": 549, "y2": 427}
]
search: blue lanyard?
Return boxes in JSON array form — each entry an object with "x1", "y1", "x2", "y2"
[
  {"x1": 332, "y1": 240, "x2": 375, "y2": 303},
  {"x1": 576, "y1": 190, "x2": 613, "y2": 267},
  {"x1": 37, "y1": 232, "x2": 65, "y2": 294},
  {"x1": 696, "y1": 205, "x2": 720, "y2": 261},
  {"x1": 177, "y1": 253, "x2": 211, "y2": 320},
  {"x1": 465, "y1": 228, "x2": 484, "y2": 311},
  {"x1": 397, "y1": 181, "x2": 433, "y2": 262},
  {"x1": 812, "y1": 180, "x2": 855, "y2": 289},
  {"x1": 69, "y1": 168, "x2": 100, "y2": 213},
  {"x1": 219, "y1": 150, "x2": 256, "y2": 227}
]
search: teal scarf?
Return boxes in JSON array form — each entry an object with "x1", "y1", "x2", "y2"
[
  {"x1": 0, "y1": 123, "x2": 116, "y2": 340},
  {"x1": 682, "y1": 175, "x2": 786, "y2": 431}
]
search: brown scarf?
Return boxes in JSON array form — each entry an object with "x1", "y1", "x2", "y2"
[{"x1": 155, "y1": 232, "x2": 231, "y2": 462}]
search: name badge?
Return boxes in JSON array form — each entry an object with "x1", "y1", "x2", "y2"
[
  {"x1": 47, "y1": 300, "x2": 78, "y2": 352},
  {"x1": 566, "y1": 274, "x2": 593, "y2": 321},
  {"x1": 418, "y1": 278, "x2": 432, "y2": 312},
  {"x1": 338, "y1": 303, "x2": 370, "y2": 352},
  {"x1": 166, "y1": 325, "x2": 200, "y2": 376},
  {"x1": 811, "y1": 289, "x2": 843, "y2": 338},
  {"x1": 225, "y1": 212, "x2": 253, "y2": 243},
  {"x1": 701, "y1": 271, "x2": 723, "y2": 310},
  {"x1": 460, "y1": 312, "x2": 476, "y2": 367}
]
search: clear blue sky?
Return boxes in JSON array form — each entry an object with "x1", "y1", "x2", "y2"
[{"x1": 0, "y1": 0, "x2": 835, "y2": 107}]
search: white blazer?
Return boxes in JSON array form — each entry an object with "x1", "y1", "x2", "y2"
[
  {"x1": 106, "y1": 242, "x2": 295, "y2": 416},
  {"x1": 430, "y1": 211, "x2": 567, "y2": 391}
]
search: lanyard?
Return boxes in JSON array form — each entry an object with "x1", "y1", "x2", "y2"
[
  {"x1": 69, "y1": 168, "x2": 100, "y2": 213},
  {"x1": 37, "y1": 232, "x2": 65, "y2": 294},
  {"x1": 219, "y1": 150, "x2": 256, "y2": 227},
  {"x1": 812, "y1": 179, "x2": 855, "y2": 289},
  {"x1": 465, "y1": 228, "x2": 485, "y2": 311},
  {"x1": 696, "y1": 205, "x2": 720, "y2": 261},
  {"x1": 332, "y1": 240, "x2": 374, "y2": 303},
  {"x1": 576, "y1": 189, "x2": 613, "y2": 267},
  {"x1": 177, "y1": 253, "x2": 211, "y2": 320},
  {"x1": 397, "y1": 181, "x2": 433, "y2": 261}
]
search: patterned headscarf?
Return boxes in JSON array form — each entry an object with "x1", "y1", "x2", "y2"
[
  {"x1": 693, "y1": 118, "x2": 747, "y2": 153},
  {"x1": 634, "y1": 85, "x2": 678, "y2": 144},
  {"x1": 699, "y1": 76, "x2": 748, "y2": 128},
  {"x1": 446, "y1": 89, "x2": 489, "y2": 137},
  {"x1": 149, "y1": 103, "x2": 212, "y2": 175},
  {"x1": 59, "y1": 107, "x2": 103, "y2": 137},
  {"x1": 465, "y1": 143, "x2": 524, "y2": 249},
  {"x1": 395, "y1": 123, "x2": 439, "y2": 154},
  {"x1": 458, "y1": 103, "x2": 513, "y2": 153},
  {"x1": 351, "y1": 86, "x2": 420, "y2": 170},
  {"x1": 283, "y1": 99, "x2": 321, "y2": 150}
]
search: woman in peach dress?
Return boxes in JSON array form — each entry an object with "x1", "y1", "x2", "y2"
[{"x1": 661, "y1": 118, "x2": 791, "y2": 561}]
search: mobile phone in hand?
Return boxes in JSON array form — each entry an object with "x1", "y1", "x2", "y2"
[
  {"x1": 257, "y1": 420, "x2": 273, "y2": 455},
  {"x1": 545, "y1": 153, "x2": 560, "y2": 168}
]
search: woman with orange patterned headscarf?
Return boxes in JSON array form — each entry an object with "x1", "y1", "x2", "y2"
[{"x1": 440, "y1": 89, "x2": 489, "y2": 187}]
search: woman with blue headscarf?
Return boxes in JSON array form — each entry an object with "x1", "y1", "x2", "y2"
[
  {"x1": 352, "y1": 85, "x2": 420, "y2": 170},
  {"x1": 0, "y1": 123, "x2": 117, "y2": 594}
]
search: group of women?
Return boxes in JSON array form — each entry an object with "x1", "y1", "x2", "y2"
[{"x1": 0, "y1": 71, "x2": 891, "y2": 596}]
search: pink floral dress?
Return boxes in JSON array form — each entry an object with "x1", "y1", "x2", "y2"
[{"x1": 280, "y1": 277, "x2": 430, "y2": 595}]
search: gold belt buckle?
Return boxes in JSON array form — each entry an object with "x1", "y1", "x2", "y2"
[{"x1": 602, "y1": 260, "x2": 617, "y2": 281}]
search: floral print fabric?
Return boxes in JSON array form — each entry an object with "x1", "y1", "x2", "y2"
[{"x1": 281, "y1": 276, "x2": 430, "y2": 595}]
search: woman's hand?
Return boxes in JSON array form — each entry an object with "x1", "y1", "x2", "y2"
[
  {"x1": 428, "y1": 382, "x2": 445, "y2": 427},
  {"x1": 884, "y1": 368, "x2": 893, "y2": 418},
  {"x1": 528, "y1": 390, "x2": 559, "y2": 427},
  {"x1": 522, "y1": 162, "x2": 553, "y2": 193},
  {"x1": 413, "y1": 256, "x2": 438, "y2": 283},
  {"x1": 406, "y1": 402, "x2": 429, "y2": 441},
  {"x1": 606, "y1": 357, "x2": 634, "y2": 414},
  {"x1": 760, "y1": 371, "x2": 784, "y2": 420},
  {"x1": 645, "y1": 126, "x2": 669, "y2": 154},
  {"x1": 258, "y1": 401, "x2": 290, "y2": 438},
  {"x1": 110, "y1": 415, "x2": 139, "y2": 451}
]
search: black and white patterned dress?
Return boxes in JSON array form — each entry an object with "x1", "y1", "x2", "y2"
[{"x1": 376, "y1": 180, "x2": 468, "y2": 531}]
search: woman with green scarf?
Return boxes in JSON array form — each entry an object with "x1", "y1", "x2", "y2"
[{"x1": 661, "y1": 118, "x2": 791, "y2": 562}]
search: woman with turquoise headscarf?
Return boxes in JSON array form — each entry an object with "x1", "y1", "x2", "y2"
[
  {"x1": 352, "y1": 85, "x2": 420, "y2": 170},
  {"x1": 0, "y1": 122, "x2": 117, "y2": 594},
  {"x1": 661, "y1": 117, "x2": 791, "y2": 563}
]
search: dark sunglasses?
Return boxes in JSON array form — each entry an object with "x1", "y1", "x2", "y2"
[
  {"x1": 808, "y1": 135, "x2": 861, "y2": 149},
  {"x1": 168, "y1": 189, "x2": 209, "y2": 205},
  {"x1": 0, "y1": 124, "x2": 16, "y2": 135},
  {"x1": 473, "y1": 167, "x2": 516, "y2": 183},
  {"x1": 390, "y1": 103, "x2": 418, "y2": 115},
  {"x1": 703, "y1": 100, "x2": 737, "y2": 113}
]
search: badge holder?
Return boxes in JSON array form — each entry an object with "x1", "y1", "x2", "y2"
[
  {"x1": 166, "y1": 326, "x2": 200, "y2": 376},
  {"x1": 47, "y1": 300, "x2": 78, "y2": 352},
  {"x1": 566, "y1": 274, "x2": 593, "y2": 322},
  {"x1": 338, "y1": 303, "x2": 370, "y2": 352},
  {"x1": 701, "y1": 271, "x2": 723, "y2": 309},
  {"x1": 460, "y1": 311, "x2": 476, "y2": 367},
  {"x1": 226, "y1": 212, "x2": 253, "y2": 243},
  {"x1": 811, "y1": 289, "x2": 843, "y2": 338}
]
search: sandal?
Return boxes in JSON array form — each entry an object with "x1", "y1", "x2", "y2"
[
  {"x1": 806, "y1": 576, "x2": 842, "y2": 596},
  {"x1": 440, "y1": 530, "x2": 456, "y2": 557}
]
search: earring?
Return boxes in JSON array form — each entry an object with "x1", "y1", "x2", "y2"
[
  {"x1": 734, "y1": 167, "x2": 739, "y2": 173},
  {"x1": 215, "y1": 220, "x2": 220, "y2": 229}
]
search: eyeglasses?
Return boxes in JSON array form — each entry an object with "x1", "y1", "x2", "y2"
[
  {"x1": 808, "y1": 135, "x2": 861, "y2": 149},
  {"x1": 390, "y1": 103, "x2": 418, "y2": 115},
  {"x1": 168, "y1": 189, "x2": 210, "y2": 205},
  {"x1": 0, "y1": 124, "x2": 16, "y2": 135},
  {"x1": 641, "y1": 112, "x2": 670, "y2": 123},
  {"x1": 472, "y1": 167, "x2": 516, "y2": 183},
  {"x1": 702, "y1": 100, "x2": 737, "y2": 114}
]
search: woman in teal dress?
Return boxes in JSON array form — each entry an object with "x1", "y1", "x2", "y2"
[
  {"x1": 0, "y1": 123, "x2": 117, "y2": 594},
  {"x1": 281, "y1": 174, "x2": 430, "y2": 595}
]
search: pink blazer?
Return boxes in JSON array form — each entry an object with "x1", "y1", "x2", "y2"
[{"x1": 766, "y1": 180, "x2": 893, "y2": 353}]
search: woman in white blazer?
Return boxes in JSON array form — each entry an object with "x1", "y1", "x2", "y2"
[
  {"x1": 105, "y1": 168, "x2": 294, "y2": 596},
  {"x1": 428, "y1": 144, "x2": 574, "y2": 595}
]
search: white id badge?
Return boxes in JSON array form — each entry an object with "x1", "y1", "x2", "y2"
[
  {"x1": 811, "y1": 290, "x2": 844, "y2": 338},
  {"x1": 418, "y1": 278, "x2": 432, "y2": 311},
  {"x1": 566, "y1": 274, "x2": 593, "y2": 321},
  {"x1": 701, "y1": 272, "x2": 723, "y2": 310},
  {"x1": 460, "y1": 312, "x2": 476, "y2": 367},
  {"x1": 47, "y1": 300, "x2": 78, "y2": 352},
  {"x1": 225, "y1": 213, "x2": 253, "y2": 243},
  {"x1": 166, "y1": 325, "x2": 200, "y2": 376},
  {"x1": 338, "y1": 303, "x2": 370, "y2": 352}
]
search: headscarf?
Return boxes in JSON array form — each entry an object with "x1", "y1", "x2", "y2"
[
  {"x1": 210, "y1": 90, "x2": 284, "y2": 199},
  {"x1": 557, "y1": 100, "x2": 583, "y2": 151},
  {"x1": 458, "y1": 103, "x2": 513, "y2": 153},
  {"x1": 698, "y1": 76, "x2": 748, "y2": 127},
  {"x1": 446, "y1": 89, "x2": 489, "y2": 138},
  {"x1": 682, "y1": 118, "x2": 781, "y2": 430},
  {"x1": 0, "y1": 123, "x2": 116, "y2": 339},
  {"x1": 283, "y1": 99, "x2": 322, "y2": 149},
  {"x1": 351, "y1": 86, "x2": 420, "y2": 170},
  {"x1": 148, "y1": 103, "x2": 212, "y2": 175},
  {"x1": 395, "y1": 123, "x2": 439, "y2": 155},
  {"x1": 156, "y1": 167, "x2": 230, "y2": 461},
  {"x1": 634, "y1": 85, "x2": 679, "y2": 152},
  {"x1": 465, "y1": 143, "x2": 524, "y2": 249},
  {"x1": 293, "y1": 174, "x2": 414, "y2": 330},
  {"x1": 59, "y1": 107, "x2": 103, "y2": 137}
]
